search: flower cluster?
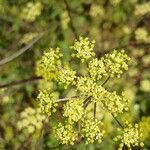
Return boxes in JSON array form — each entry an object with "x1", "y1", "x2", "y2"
[
  {"x1": 76, "y1": 77, "x2": 107, "y2": 101},
  {"x1": 61, "y1": 11, "x2": 70, "y2": 30},
  {"x1": 89, "y1": 4, "x2": 105, "y2": 17},
  {"x1": 55, "y1": 123, "x2": 78, "y2": 145},
  {"x1": 101, "y1": 92, "x2": 129, "y2": 116},
  {"x1": 57, "y1": 65, "x2": 76, "y2": 89},
  {"x1": 70, "y1": 37, "x2": 95, "y2": 62},
  {"x1": 134, "y1": 2, "x2": 150, "y2": 16},
  {"x1": 20, "y1": 2, "x2": 42, "y2": 22},
  {"x1": 81, "y1": 118, "x2": 105, "y2": 144},
  {"x1": 110, "y1": 0, "x2": 122, "y2": 6},
  {"x1": 114, "y1": 122, "x2": 144, "y2": 150},
  {"x1": 36, "y1": 48, "x2": 62, "y2": 80},
  {"x1": 135, "y1": 28, "x2": 150, "y2": 43},
  {"x1": 88, "y1": 50, "x2": 130, "y2": 79},
  {"x1": 63, "y1": 98, "x2": 84, "y2": 123},
  {"x1": 76, "y1": 76, "x2": 129, "y2": 116},
  {"x1": 37, "y1": 89, "x2": 58, "y2": 116},
  {"x1": 36, "y1": 37, "x2": 133, "y2": 145},
  {"x1": 88, "y1": 58, "x2": 107, "y2": 81},
  {"x1": 19, "y1": 32, "x2": 38, "y2": 45},
  {"x1": 17, "y1": 107, "x2": 46, "y2": 134},
  {"x1": 76, "y1": 77, "x2": 98, "y2": 98},
  {"x1": 102, "y1": 50, "x2": 130, "y2": 78}
]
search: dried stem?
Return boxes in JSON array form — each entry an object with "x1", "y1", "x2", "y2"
[
  {"x1": 0, "y1": 32, "x2": 46, "y2": 66},
  {"x1": 93, "y1": 102, "x2": 96, "y2": 121},
  {"x1": 57, "y1": 96, "x2": 78, "y2": 102},
  {"x1": 0, "y1": 76, "x2": 42, "y2": 89}
]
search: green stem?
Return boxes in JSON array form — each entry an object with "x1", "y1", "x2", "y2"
[
  {"x1": 111, "y1": 114, "x2": 124, "y2": 129},
  {"x1": 101, "y1": 76, "x2": 110, "y2": 86},
  {"x1": 83, "y1": 96, "x2": 92, "y2": 108},
  {"x1": 93, "y1": 76, "x2": 110, "y2": 120},
  {"x1": 101, "y1": 101, "x2": 124, "y2": 129}
]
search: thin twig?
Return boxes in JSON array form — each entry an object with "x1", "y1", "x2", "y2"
[
  {"x1": 63, "y1": 0, "x2": 78, "y2": 39},
  {"x1": 57, "y1": 96, "x2": 78, "y2": 102},
  {"x1": 101, "y1": 76, "x2": 110, "y2": 86},
  {"x1": 111, "y1": 114, "x2": 124, "y2": 129},
  {"x1": 94, "y1": 102, "x2": 96, "y2": 121},
  {"x1": 83, "y1": 96, "x2": 92, "y2": 108},
  {"x1": 101, "y1": 101, "x2": 124, "y2": 129},
  {"x1": 0, "y1": 32, "x2": 46, "y2": 66},
  {"x1": 0, "y1": 76, "x2": 42, "y2": 89}
]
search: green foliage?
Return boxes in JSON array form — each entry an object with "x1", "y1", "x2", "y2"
[{"x1": 0, "y1": 0, "x2": 150, "y2": 149}]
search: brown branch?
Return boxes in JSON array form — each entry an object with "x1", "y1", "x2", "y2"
[
  {"x1": 64, "y1": 0, "x2": 78, "y2": 39},
  {"x1": 0, "y1": 76, "x2": 42, "y2": 89}
]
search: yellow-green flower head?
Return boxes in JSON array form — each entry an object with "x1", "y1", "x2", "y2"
[
  {"x1": 17, "y1": 107, "x2": 46, "y2": 134},
  {"x1": 76, "y1": 76, "x2": 107, "y2": 101},
  {"x1": 135, "y1": 28, "x2": 150, "y2": 43},
  {"x1": 61, "y1": 11, "x2": 70, "y2": 30},
  {"x1": 57, "y1": 65, "x2": 76, "y2": 89},
  {"x1": 102, "y1": 92, "x2": 129, "y2": 116},
  {"x1": 139, "y1": 117, "x2": 150, "y2": 141},
  {"x1": 89, "y1": 4, "x2": 105, "y2": 17},
  {"x1": 76, "y1": 77, "x2": 96, "y2": 98},
  {"x1": 134, "y1": 2, "x2": 150, "y2": 16},
  {"x1": 63, "y1": 98, "x2": 84, "y2": 123},
  {"x1": 110, "y1": 0, "x2": 122, "y2": 6},
  {"x1": 102, "y1": 50, "x2": 130, "y2": 78},
  {"x1": 19, "y1": 32, "x2": 38, "y2": 45},
  {"x1": 55, "y1": 123, "x2": 78, "y2": 145},
  {"x1": 36, "y1": 48, "x2": 63, "y2": 80},
  {"x1": 20, "y1": 2, "x2": 42, "y2": 22},
  {"x1": 81, "y1": 118, "x2": 105, "y2": 144},
  {"x1": 37, "y1": 89, "x2": 58, "y2": 116},
  {"x1": 71, "y1": 37, "x2": 95, "y2": 62},
  {"x1": 114, "y1": 122, "x2": 144, "y2": 150},
  {"x1": 88, "y1": 58, "x2": 107, "y2": 81}
]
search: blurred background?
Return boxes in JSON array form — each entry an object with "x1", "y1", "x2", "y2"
[{"x1": 0, "y1": 0, "x2": 150, "y2": 149}]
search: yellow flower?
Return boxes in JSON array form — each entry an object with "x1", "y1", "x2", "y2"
[{"x1": 71, "y1": 37, "x2": 95, "y2": 62}]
